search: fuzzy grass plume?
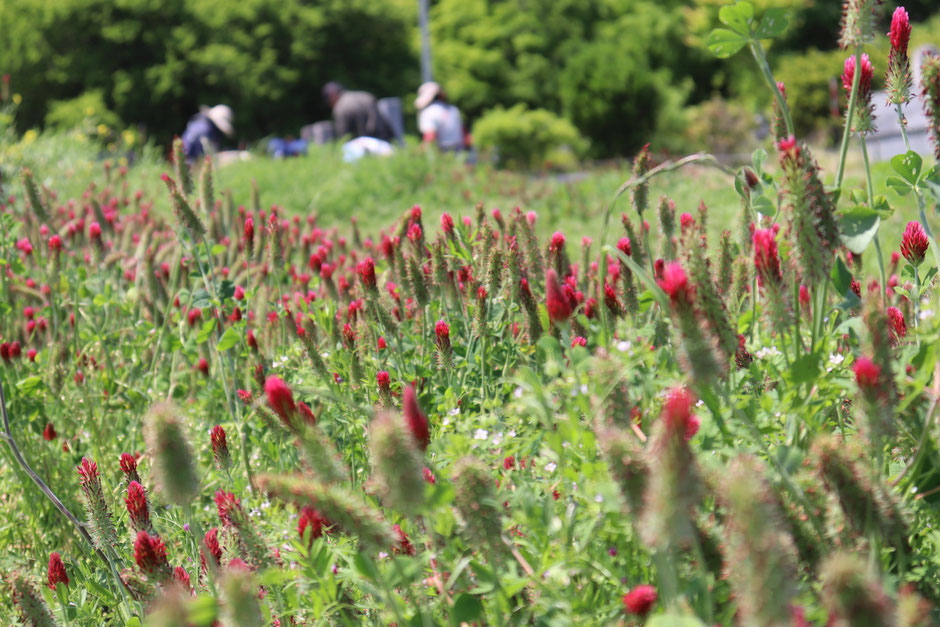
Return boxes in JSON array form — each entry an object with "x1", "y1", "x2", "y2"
[
  {"x1": 368, "y1": 411, "x2": 426, "y2": 518},
  {"x1": 143, "y1": 402, "x2": 200, "y2": 506},
  {"x1": 719, "y1": 455, "x2": 799, "y2": 627},
  {"x1": 258, "y1": 473, "x2": 396, "y2": 551}
]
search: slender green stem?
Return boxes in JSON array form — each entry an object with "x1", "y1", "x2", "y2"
[
  {"x1": 836, "y1": 46, "x2": 863, "y2": 188},
  {"x1": 896, "y1": 103, "x2": 912, "y2": 152},
  {"x1": 860, "y1": 138, "x2": 888, "y2": 303},
  {"x1": 749, "y1": 40, "x2": 794, "y2": 138}
]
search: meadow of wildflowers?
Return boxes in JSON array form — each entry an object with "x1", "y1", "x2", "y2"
[{"x1": 2, "y1": 1, "x2": 940, "y2": 625}]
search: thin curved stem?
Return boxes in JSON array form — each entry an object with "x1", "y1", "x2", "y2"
[
  {"x1": 836, "y1": 46, "x2": 863, "y2": 188},
  {"x1": 749, "y1": 39, "x2": 794, "y2": 138}
]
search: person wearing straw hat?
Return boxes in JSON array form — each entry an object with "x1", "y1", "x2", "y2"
[
  {"x1": 415, "y1": 82, "x2": 466, "y2": 152},
  {"x1": 181, "y1": 104, "x2": 235, "y2": 161}
]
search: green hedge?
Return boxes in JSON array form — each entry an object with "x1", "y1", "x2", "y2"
[
  {"x1": 0, "y1": 0, "x2": 417, "y2": 145},
  {"x1": 472, "y1": 104, "x2": 587, "y2": 170}
]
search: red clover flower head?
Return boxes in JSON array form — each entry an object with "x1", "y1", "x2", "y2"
[
  {"x1": 888, "y1": 306, "x2": 906, "y2": 343},
  {"x1": 661, "y1": 387, "x2": 699, "y2": 440},
  {"x1": 842, "y1": 53, "x2": 873, "y2": 95},
  {"x1": 133, "y1": 531, "x2": 168, "y2": 574},
  {"x1": 357, "y1": 257, "x2": 377, "y2": 290},
  {"x1": 125, "y1": 481, "x2": 151, "y2": 532},
  {"x1": 265, "y1": 375, "x2": 297, "y2": 425},
  {"x1": 545, "y1": 269, "x2": 573, "y2": 323},
  {"x1": 210, "y1": 425, "x2": 232, "y2": 471},
  {"x1": 617, "y1": 237, "x2": 632, "y2": 257},
  {"x1": 440, "y1": 213, "x2": 454, "y2": 235},
  {"x1": 298, "y1": 506, "x2": 329, "y2": 545},
  {"x1": 900, "y1": 221, "x2": 928, "y2": 266},
  {"x1": 657, "y1": 262, "x2": 693, "y2": 306},
  {"x1": 47, "y1": 553, "x2": 69, "y2": 590},
  {"x1": 204, "y1": 527, "x2": 222, "y2": 564},
  {"x1": 623, "y1": 584, "x2": 657, "y2": 616},
  {"x1": 214, "y1": 490, "x2": 241, "y2": 526},
  {"x1": 753, "y1": 229, "x2": 783, "y2": 287},
  {"x1": 853, "y1": 356, "x2": 881, "y2": 390},
  {"x1": 889, "y1": 7, "x2": 911, "y2": 57},
  {"x1": 435, "y1": 319, "x2": 451, "y2": 352},
  {"x1": 403, "y1": 384, "x2": 430, "y2": 451}
]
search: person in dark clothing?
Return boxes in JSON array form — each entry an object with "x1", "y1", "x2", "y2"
[
  {"x1": 180, "y1": 104, "x2": 234, "y2": 160},
  {"x1": 322, "y1": 82, "x2": 390, "y2": 141}
]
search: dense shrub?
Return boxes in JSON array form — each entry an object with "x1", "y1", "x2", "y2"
[
  {"x1": 44, "y1": 90, "x2": 121, "y2": 134},
  {"x1": 472, "y1": 104, "x2": 587, "y2": 170},
  {"x1": 680, "y1": 96, "x2": 758, "y2": 155},
  {"x1": 0, "y1": 0, "x2": 417, "y2": 144},
  {"x1": 430, "y1": 0, "x2": 712, "y2": 157}
]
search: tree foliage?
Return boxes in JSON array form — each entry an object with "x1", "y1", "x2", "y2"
[{"x1": 0, "y1": 0, "x2": 417, "y2": 144}]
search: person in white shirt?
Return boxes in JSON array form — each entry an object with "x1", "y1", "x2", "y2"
[{"x1": 414, "y1": 82, "x2": 467, "y2": 151}]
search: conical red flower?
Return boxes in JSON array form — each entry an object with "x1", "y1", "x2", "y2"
[
  {"x1": 623, "y1": 584, "x2": 657, "y2": 616},
  {"x1": 402, "y1": 384, "x2": 430, "y2": 451},
  {"x1": 545, "y1": 268, "x2": 573, "y2": 323},
  {"x1": 889, "y1": 7, "x2": 911, "y2": 57},
  {"x1": 657, "y1": 262, "x2": 693, "y2": 306},
  {"x1": 887, "y1": 306, "x2": 906, "y2": 344},
  {"x1": 133, "y1": 531, "x2": 168, "y2": 575},
  {"x1": 124, "y1": 481, "x2": 151, "y2": 532},
  {"x1": 753, "y1": 229, "x2": 783, "y2": 287},
  {"x1": 47, "y1": 553, "x2": 69, "y2": 590},
  {"x1": 900, "y1": 221, "x2": 928, "y2": 266},
  {"x1": 265, "y1": 375, "x2": 297, "y2": 425},
  {"x1": 853, "y1": 356, "x2": 881, "y2": 391},
  {"x1": 119, "y1": 452, "x2": 141, "y2": 484},
  {"x1": 298, "y1": 506, "x2": 330, "y2": 545},
  {"x1": 210, "y1": 425, "x2": 232, "y2": 471}
]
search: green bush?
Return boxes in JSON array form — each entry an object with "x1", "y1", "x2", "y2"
[
  {"x1": 472, "y1": 104, "x2": 587, "y2": 170},
  {"x1": 45, "y1": 89, "x2": 121, "y2": 134},
  {"x1": 430, "y1": 0, "x2": 710, "y2": 157},
  {"x1": 680, "y1": 96, "x2": 758, "y2": 155}
]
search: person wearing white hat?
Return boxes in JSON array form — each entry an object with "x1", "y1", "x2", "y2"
[
  {"x1": 181, "y1": 104, "x2": 235, "y2": 161},
  {"x1": 415, "y1": 82, "x2": 466, "y2": 151}
]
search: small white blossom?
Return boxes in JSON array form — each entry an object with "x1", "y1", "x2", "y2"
[
  {"x1": 580, "y1": 383, "x2": 588, "y2": 394},
  {"x1": 474, "y1": 429, "x2": 489, "y2": 440},
  {"x1": 442, "y1": 417, "x2": 450, "y2": 427},
  {"x1": 514, "y1": 387, "x2": 523, "y2": 398},
  {"x1": 594, "y1": 494, "x2": 604, "y2": 503},
  {"x1": 448, "y1": 407, "x2": 460, "y2": 416},
  {"x1": 507, "y1": 429, "x2": 517, "y2": 438},
  {"x1": 829, "y1": 353, "x2": 844, "y2": 365},
  {"x1": 491, "y1": 432, "x2": 503, "y2": 446},
  {"x1": 616, "y1": 340, "x2": 631, "y2": 353},
  {"x1": 920, "y1": 309, "x2": 934, "y2": 321},
  {"x1": 545, "y1": 462, "x2": 557, "y2": 472},
  {"x1": 755, "y1": 346, "x2": 781, "y2": 359}
]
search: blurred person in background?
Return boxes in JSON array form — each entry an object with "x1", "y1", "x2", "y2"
[
  {"x1": 414, "y1": 81, "x2": 468, "y2": 152},
  {"x1": 323, "y1": 81, "x2": 391, "y2": 141},
  {"x1": 181, "y1": 104, "x2": 234, "y2": 160}
]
